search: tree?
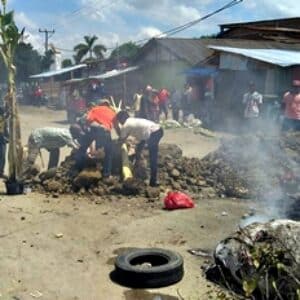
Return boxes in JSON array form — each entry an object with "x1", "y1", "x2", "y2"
[
  {"x1": 61, "y1": 58, "x2": 72, "y2": 68},
  {"x1": 73, "y1": 35, "x2": 106, "y2": 63},
  {"x1": 0, "y1": 42, "x2": 43, "y2": 83},
  {"x1": 0, "y1": 0, "x2": 23, "y2": 182},
  {"x1": 41, "y1": 49, "x2": 54, "y2": 71},
  {"x1": 14, "y1": 42, "x2": 42, "y2": 82},
  {"x1": 110, "y1": 42, "x2": 140, "y2": 61}
]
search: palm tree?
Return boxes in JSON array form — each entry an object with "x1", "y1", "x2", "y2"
[
  {"x1": 93, "y1": 44, "x2": 107, "y2": 60},
  {"x1": 73, "y1": 35, "x2": 106, "y2": 63}
]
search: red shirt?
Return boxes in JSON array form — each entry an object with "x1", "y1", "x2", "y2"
[
  {"x1": 283, "y1": 92, "x2": 300, "y2": 120},
  {"x1": 72, "y1": 98, "x2": 86, "y2": 113},
  {"x1": 87, "y1": 105, "x2": 116, "y2": 131},
  {"x1": 158, "y1": 89, "x2": 170, "y2": 104}
]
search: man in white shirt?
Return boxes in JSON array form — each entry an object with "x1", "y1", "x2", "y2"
[
  {"x1": 23, "y1": 127, "x2": 78, "y2": 173},
  {"x1": 242, "y1": 82, "x2": 263, "y2": 131},
  {"x1": 117, "y1": 111, "x2": 164, "y2": 187}
]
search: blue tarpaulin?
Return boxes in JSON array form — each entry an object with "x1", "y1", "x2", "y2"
[{"x1": 183, "y1": 67, "x2": 218, "y2": 77}]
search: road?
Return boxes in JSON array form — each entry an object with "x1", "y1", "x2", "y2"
[{"x1": 0, "y1": 106, "x2": 250, "y2": 299}]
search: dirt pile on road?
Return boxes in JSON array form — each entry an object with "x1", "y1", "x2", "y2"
[
  {"x1": 198, "y1": 132, "x2": 300, "y2": 198},
  {"x1": 31, "y1": 142, "x2": 210, "y2": 199},
  {"x1": 31, "y1": 132, "x2": 300, "y2": 201}
]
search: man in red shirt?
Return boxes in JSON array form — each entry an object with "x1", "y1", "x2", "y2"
[
  {"x1": 282, "y1": 80, "x2": 300, "y2": 131},
  {"x1": 158, "y1": 88, "x2": 170, "y2": 119},
  {"x1": 74, "y1": 99, "x2": 119, "y2": 177}
]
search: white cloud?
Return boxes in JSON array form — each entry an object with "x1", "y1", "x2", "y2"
[
  {"x1": 136, "y1": 27, "x2": 164, "y2": 40},
  {"x1": 13, "y1": 0, "x2": 300, "y2": 61},
  {"x1": 241, "y1": 0, "x2": 300, "y2": 19},
  {"x1": 15, "y1": 11, "x2": 38, "y2": 30}
]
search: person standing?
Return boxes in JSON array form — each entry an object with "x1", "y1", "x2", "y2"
[
  {"x1": 0, "y1": 106, "x2": 8, "y2": 178},
  {"x1": 132, "y1": 88, "x2": 144, "y2": 117},
  {"x1": 145, "y1": 85, "x2": 159, "y2": 122},
  {"x1": 282, "y1": 80, "x2": 300, "y2": 131},
  {"x1": 171, "y1": 89, "x2": 182, "y2": 122},
  {"x1": 158, "y1": 88, "x2": 170, "y2": 120},
  {"x1": 116, "y1": 111, "x2": 164, "y2": 187},
  {"x1": 34, "y1": 85, "x2": 43, "y2": 107},
  {"x1": 242, "y1": 82, "x2": 263, "y2": 132},
  {"x1": 182, "y1": 84, "x2": 193, "y2": 121}
]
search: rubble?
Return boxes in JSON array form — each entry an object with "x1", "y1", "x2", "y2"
[
  {"x1": 206, "y1": 220, "x2": 300, "y2": 299},
  {"x1": 29, "y1": 132, "x2": 300, "y2": 208}
]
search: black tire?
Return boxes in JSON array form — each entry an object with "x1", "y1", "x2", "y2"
[{"x1": 114, "y1": 248, "x2": 184, "y2": 288}]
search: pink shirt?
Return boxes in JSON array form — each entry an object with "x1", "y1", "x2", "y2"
[{"x1": 283, "y1": 92, "x2": 300, "y2": 120}]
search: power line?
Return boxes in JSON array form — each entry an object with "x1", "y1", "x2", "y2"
[
  {"x1": 56, "y1": 0, "x2": 244, "y2": 53},
  {"x1": 134, "y1": 0, "x2": 243, "y2": 44},
  {"x1": 49, "y1": 0, "x2": 121, "y2": 33}
]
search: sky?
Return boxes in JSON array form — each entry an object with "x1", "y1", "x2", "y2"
[{"x1": 8, "y1": 0, "x2": 300, "y2": 59}]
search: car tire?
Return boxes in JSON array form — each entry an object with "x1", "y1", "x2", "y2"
[{"x1": 114, "y1": 248, "x2": 184, "y2": 288}]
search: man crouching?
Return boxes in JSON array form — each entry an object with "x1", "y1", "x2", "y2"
[{"x1": 116, "y1": 111, "x2": 163, "y2": 187}]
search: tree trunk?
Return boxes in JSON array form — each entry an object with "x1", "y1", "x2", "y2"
[{"x1": 7, "y1": 66, "x2": 22, "y2": 181}]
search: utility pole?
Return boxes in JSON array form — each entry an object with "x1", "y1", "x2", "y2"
[
  {"x1": 39, "y1": 28, "x2": 55, "y2": 53},
  {"x1": 116, "y1": 43, "x2": 120, "y2": 68}
]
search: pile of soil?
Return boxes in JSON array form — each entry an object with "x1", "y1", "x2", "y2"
[
  {"x1": 198, "y1": 132, "x2": 300, "y2": 198},
  {"x1": 30, "y1": 132, "x2": 300, "y2": 201}
]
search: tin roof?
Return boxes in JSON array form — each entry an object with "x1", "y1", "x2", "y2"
[
  {"x1": 208, "y1": 46, "x2": 300, "y2": 67},
  {"x1": 90, "y1": 66, "x2": 139, "y2": 79},
  {"x1": 30, "y1": 64, "x2": 87, "y2": 79},
  {"x1": 135, "y1": 38, "x2": 300, "y2": 66}
]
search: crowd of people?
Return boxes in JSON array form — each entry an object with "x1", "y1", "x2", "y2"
[
  {"x1": 241, "y1": 79, "x2": 300, "y2": 132},
  {"x1": 132, "y1": 83, "x2": 213, "y2": 124},
  {"x1": 0, "y1": 78, "x2": 299, "y2": 184}
]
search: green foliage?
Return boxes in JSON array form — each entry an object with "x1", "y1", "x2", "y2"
[
  {"x1": 238, "y1": 232, "x2": 300, "y2": 299},
  {"x1": 0, "y1": 1, "x2": 23, "y2": 180},
  {"x1": 41, "y1": 49, "x2": 54, "y2": 71},
  {"x1": 200, "y1": 33, "x2": 217, "y2": 39},
  {"x1": 14, "y1": 42, "x2": 42, "y2": 82},
  {"x1": 110, "y1": 42, "x2": 140, "y2": 60},
  {"x1": 73, "y1": 35, "x2": 106, "y2": 63},
  {"x1": 61, "y1": 58, "x2": 72, "y2": 68}
]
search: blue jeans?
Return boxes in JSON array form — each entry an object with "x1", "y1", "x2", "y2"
[
  {"x1": 136, "y1": 128, "x2": 164, "y2": 186},
  {"x1": 282, "y1": 118, "x2": 300, "y2": 131},
  {"x1": 76, "y1": 126, "x2": 112, "y2": 177}
]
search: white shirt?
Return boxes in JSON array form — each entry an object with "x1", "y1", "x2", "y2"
[
  {"x1": 243, "y1": 91, "x2": 263, "y2": 118},
  {"x1": 30, "y1": 127, "x2": 77, "y2": 149},
  {"x1": 120, "y1": 117, "x2": 161, "y2": 141}
]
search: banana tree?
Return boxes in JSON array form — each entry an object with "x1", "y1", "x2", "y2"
[{"x1": 0, "y1": 0, "x2": 23, "y2": 182}]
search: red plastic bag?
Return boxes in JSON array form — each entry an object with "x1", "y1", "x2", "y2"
[{"x1": 164, "y1": 191, "x2": 195, "y2": 210}]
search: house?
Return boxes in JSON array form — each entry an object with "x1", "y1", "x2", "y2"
[
  {"x1": 133, "y1": 38, "x2": 217, "y2": 89},
  {"x1": 30, "y1": 64, "x2": 87, "y2": 108},
  {"x1": 217, "y1": 17, "x2": 300, "y2": 43},
  {"x1": 197, "y1": 43, "x2": 300, "y2": 129}
]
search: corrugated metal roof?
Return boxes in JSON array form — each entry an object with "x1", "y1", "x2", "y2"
[
  {"x1": 208, "y1": 46, "x2": 300, "y2": 67},
  {"x1": 135, "y1": 38, "x2": 300, "y2": 66},
  {"x1": 90, "y1": 66, "x2": 139, "y2": 79},
  {"x1": 30, "y1": 64, "x2": 87, "y2": 78}
]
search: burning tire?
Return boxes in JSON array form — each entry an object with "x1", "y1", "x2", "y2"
[{"x1": 114, "y1": 248, "x2": 184, "y2": 288}]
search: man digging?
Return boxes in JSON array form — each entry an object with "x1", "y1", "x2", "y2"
[
  {"x1": 116, "y1": 111, "x2": 164, "y2": 187},
  {"x1": 22, "y1": 127, "x2": 79, "y2": 177}
]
